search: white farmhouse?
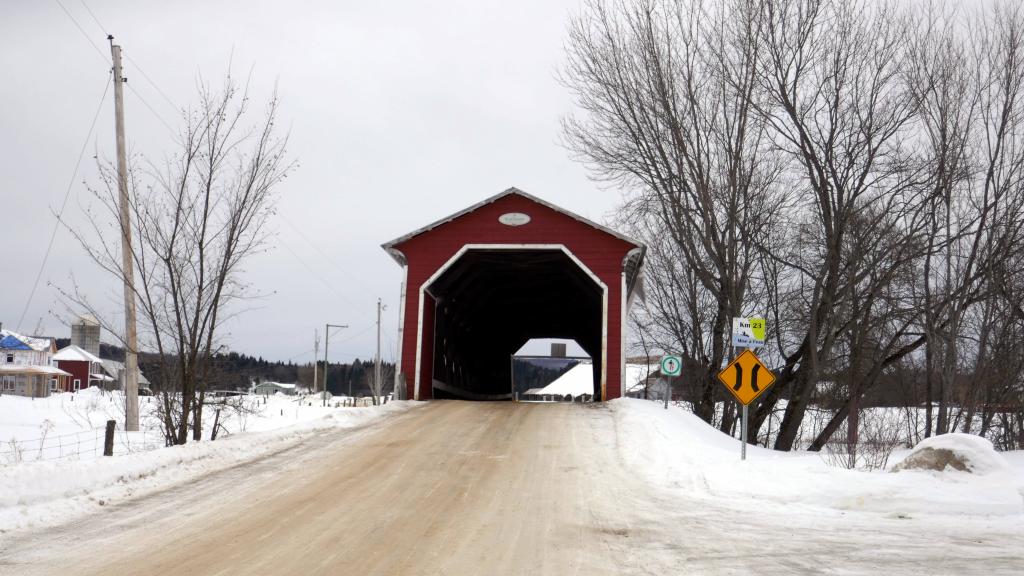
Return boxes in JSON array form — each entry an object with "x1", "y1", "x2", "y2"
[{"x1": 0, "y1": 328, "x2": 70, "y2": 397}]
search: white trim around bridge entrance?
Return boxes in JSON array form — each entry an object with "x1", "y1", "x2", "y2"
[{"x1": 413, "y1": 244, "x2": 609, "y2": 401}]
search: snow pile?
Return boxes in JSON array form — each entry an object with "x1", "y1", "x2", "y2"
[
  {"x1": 612, "y1": 398, "x2": 1024, "y2": 518},
  {"x1": 525, "y1": 362, "x2": 594, "y2": 397},
  {"x1": 0, "y1": 400, "x2": 420, "y2": 535},
  {"x1": 892, "y1": 433, "x2": 1014, "y2": 475}
]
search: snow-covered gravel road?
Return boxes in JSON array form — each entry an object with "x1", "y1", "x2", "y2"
[{"x1": 1, "y1": 401, "x2": 1022, "y2": 575}]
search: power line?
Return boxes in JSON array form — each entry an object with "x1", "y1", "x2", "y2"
[
  {"x1": 277, "y1": 237, "x2": 359, "y2": 308},
  {"x1": 53, "y1": 0, "x2": 107, "y2": 64},
  {"x1": 276, "y1": 234, "x2": 376, "y2": 327},
  {"x1": 77, "y1": 0, "x2": 180, "y2": 113},
  {"x1": 125, "y1": 82, "x2": 177, "y2": 135},
  {"x1": 278, "y1": 213, "x2": 377, "y2": 299},
  {"x1": 124, "y1": 57, "x2": 181, "y2": 114},
  {"x1": 284, "y1": 323, "x2": 376, "y2": 362},
  {"x1": 76, "y1": 0, "x2": 106, "y2": 37},
  {"x1": 54, "y1": 0, "x2": 177, "y2": 136},
  {"x1": 16, "y1": 74, "x2": 112, "y2": 332},
  {"x1": 329, "y1": 351, "x2": 367, "y2": 359},
  {"x1": 65, "y1": 0, "x2": 386, "y2": 367},
  {"x1": 381, "y1": 325, "x2": 398, "y2": 363},
  {"x1": 333, "y1": 323, "x2": 376, "y2": 345},
  {"x1": 284, "y1": 347, "x2": 316, "y2": 362}
]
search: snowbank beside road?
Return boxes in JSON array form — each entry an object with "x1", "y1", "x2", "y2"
[
  {"x1": 0, "y1": 400, "x2": 420, "y2": 536},
  {"x1": 612, "y1": 398, "x2": 1024, "y2": 518},
  {"x1": 891, "y1": 432, "x2": 1014, "y2": 475}
]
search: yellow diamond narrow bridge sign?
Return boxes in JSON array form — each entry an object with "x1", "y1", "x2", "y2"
[{"x1": 717, "y1": 350, "x2": 775, "y2": 406}]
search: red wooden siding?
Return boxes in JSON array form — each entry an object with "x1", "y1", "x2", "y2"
[{"x1": 56, "y1": 360, "x2": 90, "y2": 392}]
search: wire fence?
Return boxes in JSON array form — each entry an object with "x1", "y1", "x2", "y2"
[
  {"x1": 0, "y1": 392, "x2": 392, "y2": 466},
  {"x1": 0, "y1": 423, "x2": 163, "y2": 465}
]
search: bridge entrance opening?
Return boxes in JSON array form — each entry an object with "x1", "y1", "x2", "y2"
[
  {"x1": 426, "y1": 249, "x2": 604, "y2": 400},
  {"x1": 511, "y1": 339, "x2": 594, "y2": 401}
]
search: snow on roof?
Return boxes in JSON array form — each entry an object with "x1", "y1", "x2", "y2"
[
  {"x1": 98, "y1": 359, "x2": 151, "y2": 386},
  {"x1": 0, "y1": 332, "x2": 32, "y2": 350},
  {"x1": 73, "y1": 314, "x2": 100, "y2": 326},
  {"x1": 90, "y1": 373, "x2": 115, "y2": 382},
  {"x1": 54, "y1": 345, "x2": 103, "y2": 363},
  {"x1": 526, "y1": 362, "x2": 595, "y2": 397},
  {"x1": 0, "y1": 330, "x2": 52, "y2": 352},
  {"x1": 0, "y1": 364, "x2": 71, "y2": 376},
  {"x1": 256, "y1": 381, "x2": 296, "y2": 389}
]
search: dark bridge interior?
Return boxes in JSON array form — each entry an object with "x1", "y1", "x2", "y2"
[{"x1": 428, "y1": 249, "x2": 603, "y2": 400}]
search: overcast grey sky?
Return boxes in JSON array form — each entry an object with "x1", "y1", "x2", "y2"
[{"x1": 0, "y1": 0, "x2": 622, "y2": 365}]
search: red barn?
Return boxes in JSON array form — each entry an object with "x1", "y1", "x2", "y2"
[
  {"x1": 382, "y1": 188, "x2": 645, "y2": 401},
  {"x1": 53, "y1": 345, "x2": 104, "y2": 392}
]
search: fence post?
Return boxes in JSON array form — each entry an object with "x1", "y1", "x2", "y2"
[{"x1": 104, "y1": 420, "x2": 115, "y2": 456}]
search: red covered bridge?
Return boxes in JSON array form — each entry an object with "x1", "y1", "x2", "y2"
[{"x1": 382, "y1": 188, "x2": 645, "y2": 401}]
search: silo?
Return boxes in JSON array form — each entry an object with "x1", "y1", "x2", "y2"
[{"x1": 71, "y1": 315, "x2": 101, "y2": 357}]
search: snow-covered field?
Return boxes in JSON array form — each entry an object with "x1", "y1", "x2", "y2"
[
  {"x1": 0, "y1": 389, "x2": 419, "y2": 535},
  {"x1": 0, "y1": 389, "x2": 147, "y2": 463},
  {"x1": 0, "y1": 388, "x2": 385, "y2": 464},
  {"x1": 614, "y1": 398, "x2": 1024, "y2": 519}
]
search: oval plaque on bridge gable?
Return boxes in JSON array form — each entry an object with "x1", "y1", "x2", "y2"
[{"x1": 498, "y1": 212, "x2": 531, "y2": 226}]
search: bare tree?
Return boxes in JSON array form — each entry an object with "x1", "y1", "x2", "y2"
[
  {"x1": 900, "y1": 1, "x2": 1024, "y2": 438},
  {"x1": 792, "y1": 1, "x2": 1024, "y2": 453},
  {"x1": 367, "y1": 363, "x2": 394, "y2": 405},
  {"x1": 64, "y1": 75, "x2": 293, "y2": 445},
  {"x1": 562, "y1": 0, "x2": 1024, "y2": 452},
  {"x1": 562, "y1": 0, "x2": 782, "y2": 428},
  {"x1": 730, "y1": 0, "x2": 935, "y2": 450}
]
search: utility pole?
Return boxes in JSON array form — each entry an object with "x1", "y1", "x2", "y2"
[
  {"x1": 323, "y1": 323, "x2": 347, "y2": 407},
  {"x1": 312, "y1": 329, "x2": 320, "y2": 396},
  {"x1": 375, "y1": 298, "x2": 387, "y2": 404},
  {"x1": 110, "y1": 36, "x2": 139, "y2": 432}
]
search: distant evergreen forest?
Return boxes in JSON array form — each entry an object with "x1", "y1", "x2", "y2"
[
  {"x1": 55, "y1": 338, "x2": 393, "y2": 397},
  {"x1": 511, "y1": 358, "x2": 579, "y2": 395}
]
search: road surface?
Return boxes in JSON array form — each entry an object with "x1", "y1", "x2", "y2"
[{"x1": 1, "y1": 401, "x2": 1022, "y2": 575}]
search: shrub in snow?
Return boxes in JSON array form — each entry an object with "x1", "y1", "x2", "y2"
[{"x1": 891, "y1": 433, "x2": 1012, "y2": 475}]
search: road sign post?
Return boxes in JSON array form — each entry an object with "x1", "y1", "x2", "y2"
[
  {"x1": 741, "y1": 404, "x2": 748, "y2": 460},
  {"x1": 660, "y1": 355, "x2": 681, "y2": 410},
  {"x1": 717, "y1": 349, "x2": 775, "y2": 460}
]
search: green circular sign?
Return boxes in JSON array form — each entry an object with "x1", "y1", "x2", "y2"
[{"x1": 661, "y1": 355, "x2": 681, "y2": 377}]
